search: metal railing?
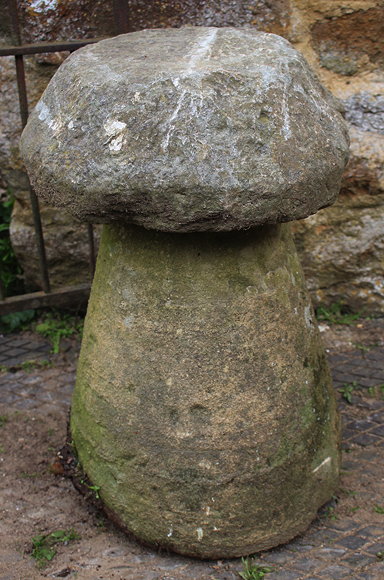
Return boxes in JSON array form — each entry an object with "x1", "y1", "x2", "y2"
[{"x1": 0, "y1": 0, "x2": 130, "y2": 314}]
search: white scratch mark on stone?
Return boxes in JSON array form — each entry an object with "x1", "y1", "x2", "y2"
[
  {"x1": 280, "y1": 63, "x2": 292, "y2": 141},
  {"x1": 281, "y1": 91, "x2": 291, "y2": 140},
  {"x1": 185, "y1": 28, "x2": 218, "y2": 73},
  {"x1": 312, "y1": 456, "x2": 331, "y2": 474},
  {"x1": 196, "y1": 527, "x2": 204, "y2": 541},
  {"x1": 167, "y1": 527, "x2": 173, "y2": 537},
  {"x1": 162, "y1": 89, "x2": 187, "y2": 150},
  {"x1": 36, "y1": 101, "x2": 62, "y2": 132},
  {"x1": 68, "y1": 120, "x2": 74, "y2": 129},
  {"x1": 205, "y1": 506, "x2": 211, "y2": 516},
  {"x1": 36, "y1": 101, "x2": 50, "y2": 121},
  {"x1": 161, "y1": 28, "x2": 218, "y2": 151}
]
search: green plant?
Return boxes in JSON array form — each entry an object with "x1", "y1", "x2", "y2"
[
  {"x1": 0, "y1": 309, "x2": 36, "y2": 333},
  {"x1": 35, "y1": 311, "x2": 83, "y2": 354},
  {"x1": 31, "y1": 529, "x2": 80, "y2": 568},
  {"x1": 80, "y1": 478, "x2": 101, "y2": 499},
  {"x1": 354, "y1": 343, "x2": 378, "y2": 353},
  {"x1": 316, "y1": 302, "x2": 361, "y2": 325},
  {"x1": 377, "y1": 551, "x2": 384, "y2": 560},
  {"x1": 0, "y1": 415, "x2": 8, "y2": 428},
  {"x1": 239, "y1": 559, "x2": 272, "y2": 580},
  {"x1": 20, "y1": 359, "x2": 51, "y2": 372},
  {"x1": 374, "y1": 505, "x2": 384, "y2": 514},
  {"x1": 339, "y1": 382, "x2": 358, "y2": 404},
  {"x1": 0, "y1": 192, "x2": 23, "y2": 296},
  {"x1": 322, "y1": 505, "x2": 338, "y2": 520},
  {"x1": 367, "y1": 384, "x2": 384, "y2": 399}
]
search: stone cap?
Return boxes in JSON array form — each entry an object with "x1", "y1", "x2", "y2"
[{"x1": 20, "y1": 27, "x2": 349, "y2": 232}]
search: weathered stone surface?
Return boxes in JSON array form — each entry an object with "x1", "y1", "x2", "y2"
[
  {"x1": 126, "y1": 0, "x2": 290, "y2": 35},
  {"x1": 20, "y1": 27, "x2": 349, "y2": 232},
  {"x1": 293, "y1": 123, "x2": 384, "y2": 314},
  {"x1": 10, "y1": 186, "x2": 99, "y2": 291},
  {"x1": 71, "y1": 223, "x2": 340, "y2": 558},
  {"x1": 344, "y1": 92, "x2": 384, "y2": 135},
  {"x1": 311, "y1": 7, "x2": 384, "y2": 76}
]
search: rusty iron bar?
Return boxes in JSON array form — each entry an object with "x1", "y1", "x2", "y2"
[
  {"x1": 113, "y1": 0, "x2": 131, "y2": 34},
  {"x1": 12, "y1": 11, "x2": 51, "y2": 294},
  {"x1": 0, "y1": 0, "x2": 131, "y2": 311},
  {"x1": 0, "y1": 284, "x2": 91, "y2": 315},
  {"x1": 0, "y1": 38, "x2": 105, "y2": 57},
  {"x1": 0, "y1": 279, "x2": 6, "y2": 301},
  {"x1": 8, "y1": 0, "x2": 22, "y2": 44},
  {"x1": 87, "y1": 224, "x2": 97, "y2": 279}
]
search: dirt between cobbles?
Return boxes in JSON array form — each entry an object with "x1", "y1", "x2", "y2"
[{"x1": 1, "y1": 319, "x2": 384, "y2": 580}]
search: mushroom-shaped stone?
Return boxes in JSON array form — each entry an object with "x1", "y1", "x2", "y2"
[
  {"x1": 21, "y1": 27, "x2": 348, "y2": 232},
  {"x1": 20, "y1": 28, "x2": 349, "y2": 559}
]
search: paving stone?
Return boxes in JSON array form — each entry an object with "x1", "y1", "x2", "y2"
[
  {"x1": 370, "y1": 424, "x2": 384, "y2": 437},
  {"x1": 316, "y1": 564, "x2": 353, "y2": 578},
  {"x1": 325, "y1": 519, "x2": 361, "y2": 532},
  {"x1": 266, "y1": 571, "x2": 302, "y2": 580},
  {"x1": 291, "y1": 557, "x2": 323, "y2": 572},
  {"x1": 341, "y1": 553, "x2": 377, "y2": 566},
  {"x1": 315, "y1": 547, "x2": 346, "y2": 560},
  {"x1": 336, "y1": 534, "x2": 369, "y2": 550},
  {"x1": 350, "y1": 433, "x2": 383, "y2": 446},
  {"x1": 359, "y1": 526, "x2": 384, "y2": 538},
  {"x1": 262, "y1": 550, "x2": 298, "y2": 565}
]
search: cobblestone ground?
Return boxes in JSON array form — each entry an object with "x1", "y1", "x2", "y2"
[{"x1": 0, "y1": 320, "x2": 383, "y2": 580}]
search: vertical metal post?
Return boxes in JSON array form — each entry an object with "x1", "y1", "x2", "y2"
[
  {"x1": 10, "y1": 0, "x2": 51, "y2": 293},
  {"x1": 113, "y1": 0, "x2": 130, "y2": 34},
  {"x1": 87, "y1": 224, "x2": 96, "y2": 279},
  {"x1": 0, "y1": 278, "x2": 5, "y2": 301}
]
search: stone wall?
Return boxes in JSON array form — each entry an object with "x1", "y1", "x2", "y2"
[{"x1": 0, "y1": 0, "x2": 383, "y2": 311}]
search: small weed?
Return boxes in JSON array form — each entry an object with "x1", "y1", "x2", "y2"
[
  {"x1": 340, "y1": 488, "x2": 357, "y2": 497},
  {"x1": 31, "y1": 529, "x2": 80, "y2": 568},
  {"x1": 316, "y1": 302, "x2": 361, "y2": 325},
  {"x1": 354, "y1": 343, "x2": 378, "y2": 353},
  {"x1": 374, "y1": 505, "x2": 384, "y2": 514},
  {"x1": 80, "y1": 479, "x2": 101, "y2": 499},
  {"x1": 35, "y1": 311, "x2": 83, "y2": 354},
  {"x1": 350, "y1": 506, "x2": 361, "y2": 513},
  {"x1": 367, "y1": 385, "x2": 384, "y2": 399},
  {"x1": 20, "y1": 359, "x2": 51, "y2": 372},
  {"x1": 239, "y1": 559, "x2": 272, "y2": 580},
  {"x1": 322, "y1": 505, "x2": 338, "y2": 520},
  {"x1": 20, "y1": 471, "x2": 40, "y2": 479},
  {"x1": 339, "y1": 382, "x2": 358, "y2": 404},
  {"x1": 377, "y1": 551, "x2": 384, "y2": 560},
  {"x1": 0, "y1": 445, "x2": 5, "y2": 453},
  {"x1": 0, "y1": 309, "x2": 36, "y2": 334},
  {"x1": 0, "y1": 415, "x2": 9, "y2": 428}
]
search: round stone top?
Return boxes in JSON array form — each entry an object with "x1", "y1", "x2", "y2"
[{"x1": 20, "y1": 27, "x2": 349, "y2": 232}]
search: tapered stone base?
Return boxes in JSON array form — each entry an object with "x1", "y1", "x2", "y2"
[{"x1": 70, "y1": 223, "x2": 340, "y2": 559}]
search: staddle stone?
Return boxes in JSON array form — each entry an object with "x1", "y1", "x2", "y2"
[
  {"x1": 20, "y1": 27, "x2": 349, "y2": 232},
  {"x1": 19, "y1": 27, "x2": 348, "y2": 559},
  {"x1": 71, "y1": 223, "x2": 340, "y2": 558}
]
